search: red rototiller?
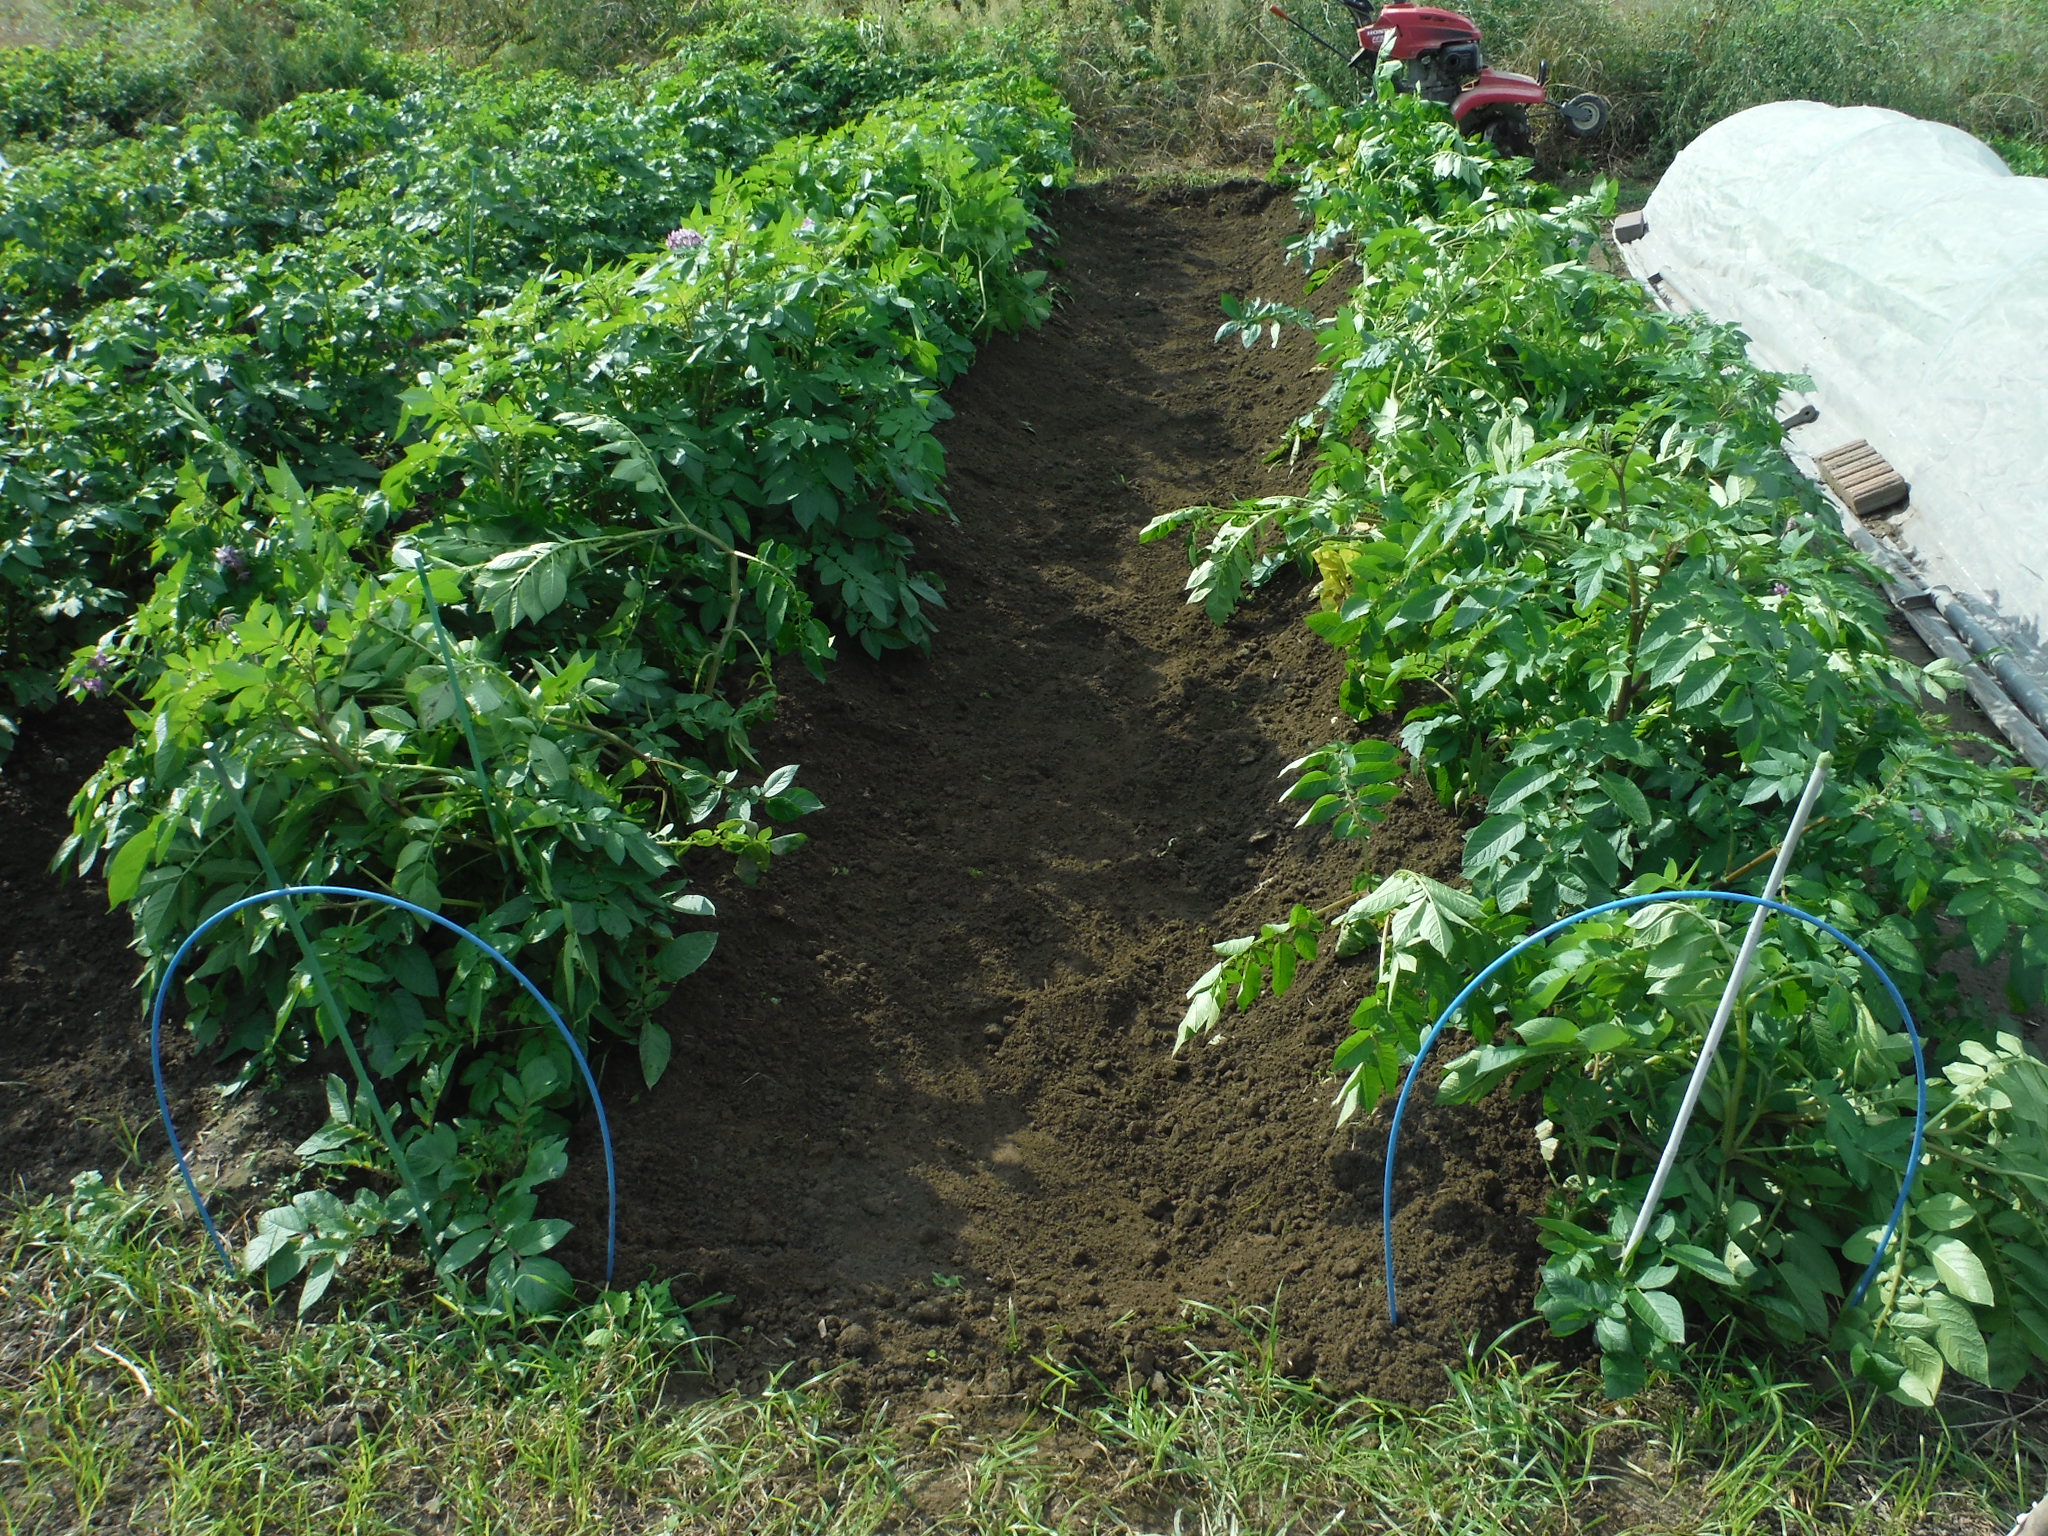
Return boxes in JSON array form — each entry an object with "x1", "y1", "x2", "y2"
[{"x1": 1268, "y1": 0, "x2": 1610, "y2": 157}]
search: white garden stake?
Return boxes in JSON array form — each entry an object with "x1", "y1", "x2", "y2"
[{"x1": 1619, "y1": 752, "x2": 1833, "y2": 1267}]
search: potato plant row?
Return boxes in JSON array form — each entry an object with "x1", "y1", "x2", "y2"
[
  {"x1": 1157, "y1": 76, "x2": 2048, "y2": 1404},
  {"x1": 0, "y1": 11, "x2": 1023, "y2": 755},
  {"x1": 14, "y1": 21, "x2": 1070, "y2": 1311}
]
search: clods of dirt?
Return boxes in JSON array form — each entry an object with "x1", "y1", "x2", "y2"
[
  {"x1": 549, "y1": 179, "x2": 1552, "y2": 1407},
  {"x1": 0, "y1": 706, "x2": 215, "y2": 1198}
]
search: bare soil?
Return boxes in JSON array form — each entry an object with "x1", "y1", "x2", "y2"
[
  {"x1": 0, "y1": 177, "x2": 1555, "y2": 1409},
  {"x1": 0, "y1": 706, "x2": 214, "y2": 1194},
  {"x1": 547, "y1": 178, "x2": 1553, "y2": 1408}
]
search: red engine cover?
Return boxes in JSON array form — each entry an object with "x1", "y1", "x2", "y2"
[
  {"x1": 1450, "y1": 66, "x2": 1547, "y2": 119},
  {"x1": 1359, "y1": 4, "x2": 1483, "y2": 60}
]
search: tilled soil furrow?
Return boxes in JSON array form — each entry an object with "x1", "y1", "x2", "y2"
[{"x1": 557, "y1": 179, "x2": 1552, "y2": 1407}]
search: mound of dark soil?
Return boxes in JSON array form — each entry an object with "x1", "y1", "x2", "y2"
[{"x1": 547, "y1": 179, "x2": 1552, "y2": 1407}]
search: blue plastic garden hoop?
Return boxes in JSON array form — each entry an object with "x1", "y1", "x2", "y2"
[
  {"x1": 150, "y1": 884, "x2": 617, "y2": 1286},
  {"x1": 1382, "y1": 889, "x2": 1927, "y2": 1324}
]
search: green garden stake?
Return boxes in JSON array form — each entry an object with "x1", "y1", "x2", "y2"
[{"x1": 1619, "y1": 751, "x2": 1832, "y2": 1266}]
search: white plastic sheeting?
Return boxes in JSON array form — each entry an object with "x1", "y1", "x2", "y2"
[{"x1": 1630, "y1": 101, "x2": 2048, "y2": 667}]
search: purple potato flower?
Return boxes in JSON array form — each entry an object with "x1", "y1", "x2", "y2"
[
  {"x1": 798, "y1": 217, "x2": 817, "y2": 235},
  {"x1": 666, "y1": 227, "x2": 705, "y2": 252},
  {"x1": 78, "y1": 648, "x2": 115, "y2": 694},
  {"x1": 215, "y1": 544, "x2": 250, "y2": 579},
  {"x1": 1771, "y1": 582, "x2": 1790, "y2": 597}
]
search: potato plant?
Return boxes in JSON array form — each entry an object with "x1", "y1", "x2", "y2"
[
  {"x1": 390, "y1": 76, "x2": 1067, "y2": 659},
  {"x1": 1163, "y1": 74, "x2": 2048, "y2": 1401},
  {"x1": 1332, "y1": 872, "x2": 2048, "y2": 1406},
  {"x1": 0, "y1": 12, "x2": 1036, "y2": 757},
  {"x1": 44, "y1": 35, "x2": 1071, "y2": 1309}
]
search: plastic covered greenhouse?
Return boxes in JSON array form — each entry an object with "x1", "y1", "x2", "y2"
[{"x1": 1623, "y1": 101, "x2": 2048, "y2": 689}]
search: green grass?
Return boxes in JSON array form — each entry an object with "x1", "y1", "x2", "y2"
[
  {"x1": 0, "y1": 1, "x2": 61, "y2": 50},
  {"x1": 906, "y1": 0, "x2": 2048, "y2": 174},
  {"x1": 1462, "y1": 0, "x2": 2048, "y2": 166},
  {"x1": 8, "y1": 0, "x2": 2044, "y2": 174},
  {"x1": 3, "y1": 1171, "x2": 2040, "y2": 1533},
  {"x1": 887, "y1": 0, "x2": 2048, "y2": 176}
]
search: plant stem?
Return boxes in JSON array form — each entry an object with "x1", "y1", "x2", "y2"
[
  {"x1": 698, "y1": 550, "x2": 744, "y2": 695},
  {"x1": 1932, "y1": 1145, "x2": 2048, "y2": 1189},
  {"x1": 1723, "y1": 818, "x2": 1835, "y2": 885},
  {"x1": 1876, "y1": 1208, "x2": 1911, "y2": 1330},
  {"x1": 1610, "y1": 561, "x2": 1645, "y2": 723}
]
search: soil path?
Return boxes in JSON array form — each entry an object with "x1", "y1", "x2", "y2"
[
  {"x1": 551, "y1": 179, "x2": 1551, "y2": 1406},
  {"x1": 0, "y1": 708, "x2": 214, "y2": 1194}
]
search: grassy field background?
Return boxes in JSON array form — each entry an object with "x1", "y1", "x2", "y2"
[{"x1": 3, "y1": 0, "x2": 2044, "y2": 172}]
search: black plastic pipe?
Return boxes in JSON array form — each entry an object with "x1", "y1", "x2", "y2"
[{"x1": 1930, "y1": 587, "x2": 2048, "y2": 738}]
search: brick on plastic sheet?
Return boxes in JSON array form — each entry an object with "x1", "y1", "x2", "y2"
[{"x1": 1814, "y1": 439, "x2": 1910, "y2": 516}]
